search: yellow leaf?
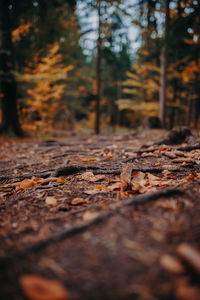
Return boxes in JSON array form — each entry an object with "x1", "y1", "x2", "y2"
[
  {"x1": 56, "y1": 177, "x2": 66, "y2": 183},
  {"x1": 81, "y1": 157, "x2": 98, "y2": 162}
]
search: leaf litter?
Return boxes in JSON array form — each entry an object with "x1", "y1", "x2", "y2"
[{"x1": 1, "y1": 129, "x2": 200, "y2": 300}]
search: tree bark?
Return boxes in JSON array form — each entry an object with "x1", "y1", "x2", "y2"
[
  {"x1": 159, "y1": 0, "x2": 170, "y2": 128},
  {"x1": 95, "y1": 0, "x2": 102, "y2": 134},
  {"x1": 0, "y1": 0, "x2": 23, "y2": 136}
]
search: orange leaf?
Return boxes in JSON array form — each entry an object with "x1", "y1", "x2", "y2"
[
  {"x1": 81, "y1": 157, "x2": 98, "y2": 162},
  {"x1": 56, "y1": 177, "x2": 66, "y2": 183},
  {"x1": 106, "y1": 155, "x2": 113, "y2": 160},
  {"x1": 19, "y1": 274, "x2": 68, "y2": 300},
  {"x1": 16, "y1": 177, "x2": 42, "y2": 191},
  {"x1": 71, "y1": 198, "x2": 89, "y2": 205}
]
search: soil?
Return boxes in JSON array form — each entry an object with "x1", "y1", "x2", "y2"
[{"x1": 0, "y1": 129, "x2": 200, "y2": 300}]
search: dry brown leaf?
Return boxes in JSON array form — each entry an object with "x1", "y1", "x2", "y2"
[
  {"x1": 164, "y1": 151, "x2": 177, "y2": 159},
  {"x1": 45, "y1": 196, "x2": 57, "y2": 206},
  {"x1": 19, "y1": 274, "x2": 68, "y2": 300},
  {"x1": 81, "y1": 171, "x2": 105, "y2": 182},
  {"x1": 71, "y1": 197, "x2": 89, "y2": 205},
  {"x1": 107, "y1": 182, "x2": 122, "y2": 191},
  {"x1": 120, "y1": 164, "x2": 133, "y2": 191},
  {"x1": 160, "y1": 254, "x2": 184, "y2": 274},
  {"x1": 84, "y1": 185, "x2": 108, "y2": 195},
  {"x1": 131, "y1": 171, "x2": 147, "y2": 193},
  {"x1": 188, "y1": 173, "x2": 198, "y2": 180},
  {"x1": 173, "y1": 150, "x2": 186, "y2": 156},
  {"x1": 162, "y1": 169, "x2": 171, "y2": 176},
  {"x1": 82, "y1": 209, "x2": 98, "y2": 221},
  {"x1": 147, "y1": 173, "x2": 160, "y2": 186}
]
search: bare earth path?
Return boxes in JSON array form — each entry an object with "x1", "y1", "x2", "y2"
[{"x1": 0, "y1": 129, "x2": 200, "y2": 300}]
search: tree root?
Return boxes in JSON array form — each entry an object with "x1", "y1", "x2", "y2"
[{"x1": 0, "y1": 187, "x2": 183, "y2": 270}]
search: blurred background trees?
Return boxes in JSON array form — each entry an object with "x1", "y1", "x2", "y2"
[{"x1": 0, "y1": 0, "x2": 200, "y2": 136}]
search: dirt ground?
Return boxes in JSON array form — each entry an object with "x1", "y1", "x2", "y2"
[{"x1": 0, "y1": 129, "x2": 200, "y2": 300}]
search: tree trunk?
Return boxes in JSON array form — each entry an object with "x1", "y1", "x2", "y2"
[
  {"x1": 0, "y1": 0, "x2": 23, "y2": 136},
  {"x1": 95, "y1": 0, "x2": 102, "y2": 134},
  {"x1": 159, "y1": 0, "x2": 170, "y2": 128}
]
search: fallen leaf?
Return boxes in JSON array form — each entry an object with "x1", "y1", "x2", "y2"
[
  {"x1": 105, "y1": 155, "x2": 113, "y2": 160},
  {"x1": 162, "y1": 169, "x2": 171, "y2": 176},
  {"x1": 188, "y1": 173, "x2": 197, "y2": 180},
  {"x1": 164, "y1": 151, "x2": 176, "y2": 159},
  {"x1": 82, "y1": 209, "x2": 98, "y2": 221},
  {"x1": 120, "y1": 164, "x2": 133, "y2": 191},
  {"x1": 84, "y1": 185, "x2": 108, "y2": 195},
  {"x1": 19, "y1": 274, "x2": 68, "y2": 300},
  {"x1": 160, "y1": 254, "x2": 184, "y2": 274},
  {"x1": 103, "y1": 149, "x2": 113, "y2": 156},
  {"x1": 71, "y1": 198, "x2": 89, "y2": 205},
  {"x1": 56, "y1": 177, "x2": 66, "y2": 183},
  {"x1": 81, "y1": 171, "x2": 105, "y2": 182},
  {"x1": 147, "y1": 173, "x2": 160, "y2": 186},
  {"x1": 108, "y1": 182, "x2": 122, "y2": 191},
  {"x1": 45, "y1": 196, "x2": 57, "y2": 206},
  {"x1": 173, "y1": 150, "x2": 186, "y2": 156},
  {"x1": 16, "y1": 177, "x2": 43, "y2": 191},
  {"x1": 81, "y1": 157, "x2": 98, "y2": 162},
  {"x1": 131, "y1": 171, "x2": 147, "y2": 193}
]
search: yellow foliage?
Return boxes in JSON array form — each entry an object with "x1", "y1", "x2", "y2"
[
  {"x1": 12, "y1": 19, "x2": 32, "y2": 43},
  {"x1": 19, "y1": 42, "x2": 74, "y2": 134}
]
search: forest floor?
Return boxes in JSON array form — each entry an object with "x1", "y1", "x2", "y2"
[{"x1": 0, "y1": 129, "x2": 200, "y2": 300}]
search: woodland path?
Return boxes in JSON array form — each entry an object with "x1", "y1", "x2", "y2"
[{"x1": 0, "y1": 129, "x2": 200, "y2": 300}]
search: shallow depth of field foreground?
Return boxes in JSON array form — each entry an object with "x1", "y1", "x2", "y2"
[{"x1": 0, "y1": 129, "x2": 200, "y2": 299}]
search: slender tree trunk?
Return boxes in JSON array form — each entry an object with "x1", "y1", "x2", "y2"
[
  {"x1": 95, "y1": 0, "x2": 102, "y2": 134},
  {"x1": 159, "y1": 0, "x2": 170, "y2": 128},
  {"x1": 0, "y1": 0, "x2": 23, "y2": 136}
]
